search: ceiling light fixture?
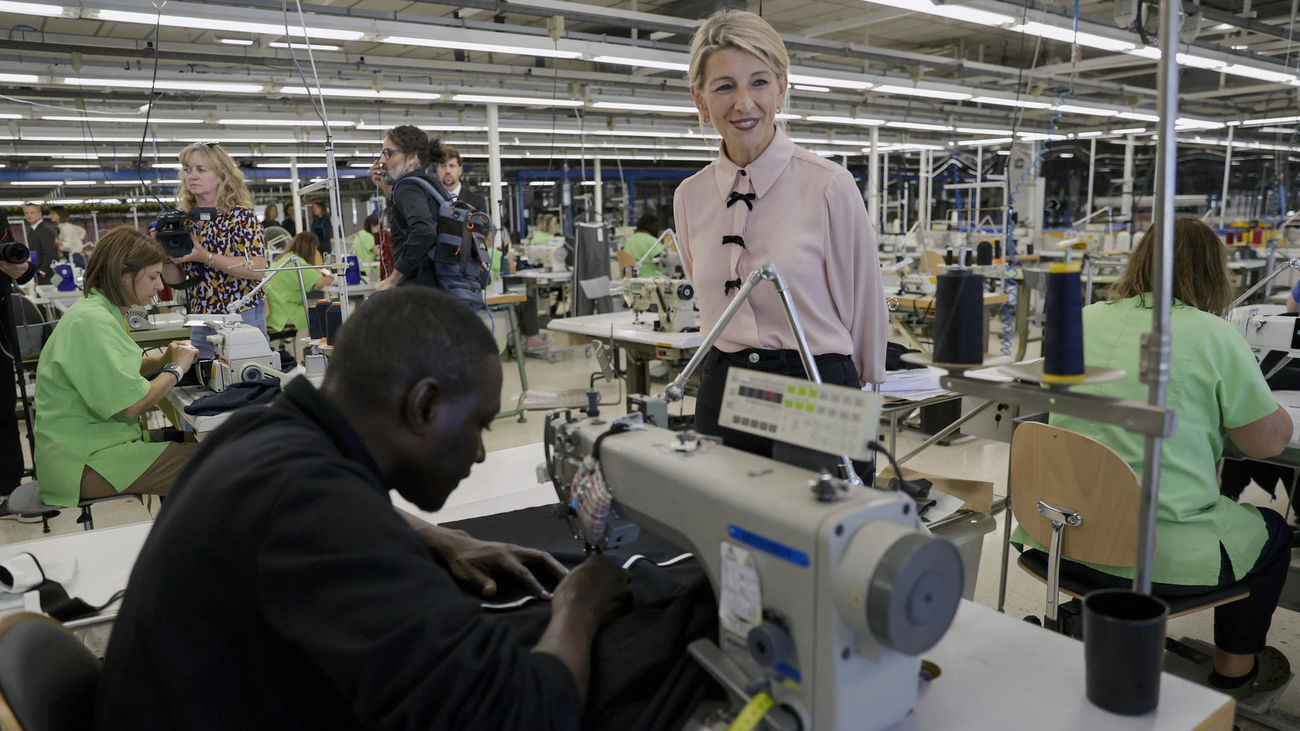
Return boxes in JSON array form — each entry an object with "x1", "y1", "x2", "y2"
[
  {"x1": 219, "y1": 38, "x2": 254, "y2": 46},
  {"x1": 0, "y1": 1, "x2": 65, "y2": 16},
  {"x1": 216, "y1": 118, "x2": 356, "y2": 127},
  {"x1": 786, "y1": 73, "x2": 872, "y2": 91},
  {"x1": 1110, "y1": 127, "x2": 1146, "y2": 134},
  {"x1": 1011, "y1": 21, "x2": 1136, "y2": 53},
  {"x1": 590, "y1": 55, "x2": 687, "y2": 71},
  {"x1": 805, "y1": 115, "x2": 885, "y2": 126},
  {"x1": 857, "y1": 0, "x2": 1014, "y2": 27},
  {"x1": 590, "y1": 101, "x2": 696, "y2": 114},
  {"x1": 1054, "y1": 104, "x2": 1119, "y2": 116},
  {"x1": 269, "y1": 41, "x2": 340, "y2": 51},
  {"x1": 956, "y1": 126, "x2": 1013, "y2": 135},
  {"x1": 88, "y1": 9, "x2": 363, "y2": 40},
  {"x1": 381, "y1": 36, "x2": 581, "y2": 59},
  {"x1": 65, "y1": 77, "x2": 265, "y2": 93},
  {"x1": 969, "y1": 95, "x2": 1053, "y2": 110},
  {"x1": 792, "y1": 84, "x2": 831, "y2": 93},
  {"x1": 280, "y1": 86, "x2": 441, "y2": 101},
  {"x1": 875, "y1": 83, "x2": 970, "y2": 100},
  {"x1": 886, "y1": 120, "x2": 953, "y2": 131},
  {"x1": 0, "y1": 73, "x2": 38, "y2": 83},
  {"x1": 454, "y1": 94, "x2": 583, "y2": 108},
  {"x1": 42, "y1": 115, "x2": 201, "y2": 123}
]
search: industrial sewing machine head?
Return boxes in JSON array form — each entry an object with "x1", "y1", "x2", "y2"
[
  {"x1": 1228, "y1": 304, "x2": 1300, "y2": 371},
  {"x1": 622, "y1": 277, "x2": 700, "y2": 333},
  {"x1": 543, "y1": 370, "x2": 963, "y2": 730},
  {"x1": 198, "y1": 317, "x2": 284, "y2": 392}
]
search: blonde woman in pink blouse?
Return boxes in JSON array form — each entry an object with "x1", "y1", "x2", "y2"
[{"x1": 674, "y1": 9, "x2": 887, "y2": 461}]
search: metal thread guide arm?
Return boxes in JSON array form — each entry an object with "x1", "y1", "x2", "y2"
[{"x1": 658, "y1": 263, "x2": 863, "y2": 486}]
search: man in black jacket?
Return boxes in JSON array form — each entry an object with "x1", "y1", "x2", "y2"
[
  {"x1": 21, "y1": 203, "x2": 57, "y2": 285},
  {"x1": 431, "y1": 145, "x2": 487, "y2": 213},
  {"x1": 96, "y1": 288, "x2": 630, "y2": 730}
]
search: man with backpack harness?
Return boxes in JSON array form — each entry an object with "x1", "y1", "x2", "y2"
[{"x1": 373, "y1": 125, "x2": 491, "y2": 312}]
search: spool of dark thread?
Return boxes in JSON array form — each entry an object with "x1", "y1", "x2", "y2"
[
  {"x1": 975, "y1": 241, "x2": 994, "y2": 266},
  {"x1": 963, "y1": 250, "x2": 974, "y2": 267},
  {"x1": 933, "y1": 268, "x2": 985, "y2": 365},
  {"x1": 324, "y1": 302, "x2": 343, "y2": 343},
  {"x1": 1043, "y1": 263, "x2": 1086, "y2": 384},
  {"x1": 994, "y1": 241, "x2": 1002, "y2": 260},
  {"x1": 944, "y1": 248, "x2": 954, "y2": 266},
  {"x1": 308, "y1": 299, "x2": 330, "y2": 339}
]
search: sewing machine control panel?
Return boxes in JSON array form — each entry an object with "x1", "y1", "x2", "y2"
[{"x1": 718, "y1": 370, "x2": 881, "y2": 460}]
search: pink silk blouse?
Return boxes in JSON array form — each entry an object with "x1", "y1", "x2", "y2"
[{"x1": 672, "y1": 126, "x2": 887, "y2": 385}]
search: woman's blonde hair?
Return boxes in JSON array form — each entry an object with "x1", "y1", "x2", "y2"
[
  {"x1": 83, "y1": 226, "x2": 165, "y2": 308},
  {"x1": 1109, "y1": 217, "x2": 1233, "y2": 316},
  {"x1": 688, "y1": 9, "x2": 790, "y2": 130},
  {"x1": 178, "y1": 142, "x2": 252, "y2": 213}
]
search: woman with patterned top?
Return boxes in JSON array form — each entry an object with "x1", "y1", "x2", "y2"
[
  {"x1": 163, "y1": 142, "x2": 269, "y2": 360},
  {"x1": 673, "y1": 10, "x2": 887, "y2": 465}
]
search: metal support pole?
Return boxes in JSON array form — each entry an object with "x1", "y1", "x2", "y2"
[
  {"x1": 1122, "y1": 136, "x2": 1135, "y2": 225},
  {"x1": 290, "y1": 156, "x2": 303, "y2": 234},
  {"x1": 882, "y1": 150, "x2": 890, "y2": 233},
  {"x1": 975, "y1": 148, "x2": 983, "y2": 232},
  {"x1": 1086, "y1": 138, "x2": 1096, "y2": 221},
  {"x1": 1133, "y1": 0, "x2": 1180, "y2": 595},
  {"x1": 593, "y1": 156, "x2": 603, "y2": 222},
  {"x1": 487, "y1": 103, "x2": 504, "y2": 246},
  {"x1": 868, "y1": 126, "x2": 880, "y2": 231},
  {"x1": 897, "y1": 400, "x2": 993, "y2": 465},
  {"x1": 1220, "y1": 125, "x2": 1234, "y2": 222}
]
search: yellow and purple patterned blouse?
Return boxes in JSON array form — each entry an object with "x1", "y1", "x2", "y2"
[{"x1": 182, "y1": 205, "x2": 267, "y2": 314}]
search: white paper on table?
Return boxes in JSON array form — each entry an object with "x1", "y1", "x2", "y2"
[{"x1": 921, "y1": 491, "x2": 968, "y2": 524}]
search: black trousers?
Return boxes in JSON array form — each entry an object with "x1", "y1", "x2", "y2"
[
  {"x1": 1028, "y1": 507, "x2": 1293, "y2": 655},
  {"x1": 694, "y1": 347, "x2": 872, "y2": 479}
]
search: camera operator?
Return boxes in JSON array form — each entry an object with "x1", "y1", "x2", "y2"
[
  {"x1": 0, "y1": 213, "x2": 33, "y2": 501},
  {"x1": 162, "y1": 143, "x2": 268, "y2": 361},
  {"x1": 21, "y1": 204, "x2": 57, "y2": 285}
]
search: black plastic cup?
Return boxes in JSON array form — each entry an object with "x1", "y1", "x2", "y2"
[{"x1": 1083, "y1": 589, "x2": 1169, "y2": 715}]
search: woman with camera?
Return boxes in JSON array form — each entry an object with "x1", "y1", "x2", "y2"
[
  {"x1": 163, "y1": 142, "x2": 268, "y2": 360},
  {"x1": 34, "y1": 226, "x2": 200, "y2": 507}
]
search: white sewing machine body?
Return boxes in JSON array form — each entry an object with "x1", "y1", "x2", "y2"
[
  {"x1": 544, "y1": 413, "x2": 963, "y2": 731},
  {"x1": 1229, "y1": 304, "x2": 1300, "y2": 363},
  {"x1": 623, "y1": 277, "x2": 700, "y2": 333},
  {"x1": 203, "y1": 320, "x2": 284, "y2": 392}
]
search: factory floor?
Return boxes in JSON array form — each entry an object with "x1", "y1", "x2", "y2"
[{"x1": 4, "y1": 342, "x2": 1299, "y2": 728}]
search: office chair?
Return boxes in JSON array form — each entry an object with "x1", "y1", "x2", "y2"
[{"x1": 0, "y1": 612, "x2": 100, "y2": 731}]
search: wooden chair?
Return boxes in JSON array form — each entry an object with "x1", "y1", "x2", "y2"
[
  {"x1": 616, "y1": 249, "x2": 638, "y2": 279},
  {"x1": 0, "y1": 613, "x2": 100, "y2": 731},
  {"x1": 1010, "y1": 422, "x2": 1249, "y2": 632},
  {"x1": 920, "y1": 249, "x2": 946, "y2": 276}
]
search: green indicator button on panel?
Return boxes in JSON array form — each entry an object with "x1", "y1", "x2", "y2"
[
  {"x1": 787, "y1": 385, "x2": 796, "y2": 395},
  {"x1": 784, "y1": 401, "x2": 794, "y2": 409},
  {"x1": 809, "y1": 389, "x2": 818, "y2": 399}
]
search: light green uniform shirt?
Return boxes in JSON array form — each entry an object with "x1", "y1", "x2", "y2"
[
  {"x1": 266, "y1": 254, "x2": 325, "y2": 331},
  {"x1": 530, "y1": 231, "x2": 552, "y2": 246},
  {"x1": 1012, "y1": 296, "x2": 1278, "y2": 585},
  {"x1": 623, "y1": 231, "x2": 663, "y2": 277},
  {"x1": 353, "y1": 230, "x2": 377, "y2": 264},
  {"x1": 34, "y1": 290, "x2": 165, "y2": 507}
]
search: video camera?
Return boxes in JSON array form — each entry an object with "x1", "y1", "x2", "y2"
[
  {"x1": 0, "y1": 211, "x2": 30, "y2": 265},
  {"x1": 155, "y1": 207, "x2": 219, "y2": 258}
]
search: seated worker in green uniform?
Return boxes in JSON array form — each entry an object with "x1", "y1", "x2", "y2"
[
  {"x1": 621, "y1": 213, "x2": 664, "y2": 278},
  {"x1": 1012, "y1": 217, "x2": 1295, "y2": 700},
  {"x1": 353, "y1": 214, "x2": 379, "y2": 265},
  {"x1": 266, "y1": 232, "x2": 337, "y2": 333},
  {"x1": 530, "y1": 213, "x2": 558, "y2": 245},
  {"x1": 33, "y1": 226, "x2": 201, "y2": 507}
]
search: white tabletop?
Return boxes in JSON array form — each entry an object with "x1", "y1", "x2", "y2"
[
  {"x1": 904, "y1": 599, "x2": 1232, "y2": 729},
  {"x1": 546, "y1": 311, "x2": 704, "y2": 349},
  {"x1": 1229, "y1": 259, "x2": 1268, "y2": 270},
  {"x1": 511, "y1": 269, "x2": 572, "y2": 283}
]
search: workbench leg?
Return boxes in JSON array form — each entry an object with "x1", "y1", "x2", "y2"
[
  {"x1": 509, "y1": 305, "x2": 528, "y2": 422},
  {"x1": 627, "y1": 354, "x2": 650, "y2": 402}
]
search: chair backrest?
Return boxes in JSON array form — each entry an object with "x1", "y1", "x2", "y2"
[
  {"x1": 920, "y1": 249, "x2": 945, "y2": 276},
  {"x1": 1009, "y1": 422, "x2": 1141, "y2": 567},
  {"x1": 0, "y1": 612, "x2": 101, "y2": 731},
  {"x1": 615, "y1": 249, "x2": 637, "y2": 279}
]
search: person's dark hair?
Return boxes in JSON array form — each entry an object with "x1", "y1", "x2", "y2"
[
  {"x1": 324, "y1": 288, "x2": 497, "y2": 406},
  {"x1": 310, "y1": 200, "x2": 327, "y2": 217},
  {"x1": 440, "y1": 146, "x2": 461, "y2": 165},
  {"x1": 386, "y1": 125, "x2": 445, "y2": 169},
  {"x1": 363, "y1": 213, "x2": 379, "y2": 232},
  {"x1": 83, "y1": 226, "x2": 165, "y2": 307},
  {"x1": 635, "y1": 213, "x2": 658, "y2": 235},
  {"x1": 278, "y1": 232, "x2": 323, "y2": 266},
  {"x1": 51, "y1": 206, "x2": 70, "y2": 222},
  {"x1": 1109, "y1": 217, "x2": 1232, "y2": 316}
]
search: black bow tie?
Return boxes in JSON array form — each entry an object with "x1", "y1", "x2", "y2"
[
  {"x1": 726, "y1": 192, "x2": 756, "y2": 210},
  {"x1": 724, "y1": 278, "x2": 743, "y2": 296},
  {"x1": 722, "y1": 235, "x2": 745, "y2": 248}
]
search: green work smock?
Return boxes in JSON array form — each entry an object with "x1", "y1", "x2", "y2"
[
  {"x1": 622, "y1": 231, "x2": 663, "y2": 277},
  {"x1": 266, "y1": 254, "x2": 325, "y2": 332},
  {"x1": 353, "y1": 230, "x2": 377, "y2": 264},
  {"x1": 34, "y1": 289, "x2": 165, "y2": 507},
  {"x1": 1011, "y1": 296, "x2": 1278, "y2": 586}
]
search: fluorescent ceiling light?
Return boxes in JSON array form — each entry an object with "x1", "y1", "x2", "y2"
[
  {"x1": 886, "y1": 120, "x2": 952, "y2": 131},
  {"x1": 1127, "y1": 46, "x2": 1161, "y2": 59},
  {"x1": 51, "y1": 164, "x2": 99, "y2": 168},
  {"x1": 280, "y1": 86, "x2": 442, "y2": 101},
  {"x1": 792, "y1": 84, "x2": 831, "y2": 93},
  {"x1": 152, "y1": 163, "x2": 182, "y2": 169},
  {"x1": 590, "y1": 101, "x2": 696, "y2": 114},
  {"x1": 356, "y1": 123, "x2": 482, "y2": 131},
  {"x1": 1110, "y1": 127, "x2": 1146, "y2": 134},
  {"x1": 1223, "y1": 64, "x2": 1296, "y2": 84},
  {"x1": 1077, "y1": 130, "x2": 1104, "y2": 138},
  {"x1": 775, "y1": 113, "x2": 802, "y2": 121},
  {"x1": 996, "y1": 150, "x2": 1010, "y2": 155},
  {"x1": 453, "y1": 94, "x2": 583, "y2": 107},
  {"x1": 1059, "y1": 152, "x2": 1074, "y2": 158},
  {"x1": 527, "y1": 181, "x2": 554, "y2": 186},
  {"x1": 10, "y1": 181, "x2": 61, "y2": 186},
  {"x1": 1016, "y1": 132, "x2": 1068, "y2": 141},
  {"x1": 956, "y1": 127, "x2": 1012, "y2": 135},
  {"x1": 858, "y1": 0, "x2": 1014, "y2": 27},
  {"x1": 0, "y1": 73, "x2": 37, "y2": 83},
  {"x1": 970, "y1": 95, "x2": 1053, "y2": 110},
  {"x1": 875, "y1": 84, "x2": 970, "y2": 101},
  {"x1": 1175, "y1": 118, "x2": 1224, "y2": 130},
  {"x1": 1116, "y1": 111, "x2": 1159, "y2": 122},
  {"x1": 805, "y1": 115, "x2": 884, "y2": 126},
  {"x1": 957, "y1": 137, "x2": 1013, "y2": 146},
  {"x1": 590, "y1": 56, "x2": 687, "y2": 71},
  {"x1": 1176, "y1": 53, "x2": 1227, "y2": 70},
  {"x1": 0, "y1": 1, "x2": 64, "y2": 16},
  {"x1": 217, "y1": 118, "x2": 356, "y2": 127},
  {"x1": 1258, "y1": 126, "x2": 1297, "y2": 134},
  {"x1": 1243, "y1": 115, "x2": 1300, "y2": 126},
  {"x1": 88, "y1": 9, "x2": 363, "y2": 40},
  {"x1": 1011, "y1": 22, "x2": 1136, "y2": 53},
  {"x1": 65, "y1": 77, "x2": 264, "y2": 93},
  {"x1": 0, "y1": 113, "x2": 22, "y2": 119},
  {"x1": 219, "y1": 38, "x2": 253, "y2": 46},
  {"x1": 42, "y1": 115, "x2": 201, "y2": 123},
  {"x1": 786, "y1": 73, "x2": 872, "y2": 91},
  {"x1": 269, "y1": 41, "x2": 340, "y2": 51},
  {"x1": 1055, "y1": 104, "x2": 1118, "y2": 117},
  {"x1": 381, "y1": 36, "x2": 581, "y2": 60}
]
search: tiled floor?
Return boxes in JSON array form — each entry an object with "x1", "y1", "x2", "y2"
[{"x1": 9, "y1": 339, "x2": 1300, "y2": 727}]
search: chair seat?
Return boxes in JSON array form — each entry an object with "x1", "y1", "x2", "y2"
[{"x1": 1018, "y1": 552, "x2": 1250, "y2": 619}]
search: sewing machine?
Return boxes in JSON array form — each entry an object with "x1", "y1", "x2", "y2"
[
  {"x1": 623, "y1": 277, "x2": 700, "y2": 333},
  {"x1": 1228, "y1": 304, "x2": 1300, "y2": 378},
  {"x1": 543, "y1": 372, "x2": 963, "y2": 730},
  {"x1": 521, "y1": 239, "x2": 568, "y2": 273},
  {"x1": 202, "y1": 319, "x2": 285, "y2": 391}
]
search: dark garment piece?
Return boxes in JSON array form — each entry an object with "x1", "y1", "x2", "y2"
[
  {"x1": 389, "y1": 171, "x2": 448, "y2": 288},
  {"x1": 725, "y1": 191, "x2": 755, "y2": 210},
  {"x1": 280, "y1": 216, "x2": 297, "y2": 235},
  {"x1": 456, "y1": 189, "x2": 488, "y2": 214},
  {"x1": 0, "y1": 266, "x2": 35, "y2": 494},
  {"x1": 721, "y1": 235, "x2": 745, "y2": 248},
  {"x1": 443, "y1": 507, "x2": 721, "y2": 731},
  {"x1": 1220, "y1": 459, "x2": 1295, "y2": 502},
  {"x1": 1027, "y1": 507, "x2": 1294, "y2": 654},
  {"x1": 310, "y1": 214, "x2": 332, "y2": 254},
  {"x1": 695, "y1": 347, "x2": 873, "y2": 479},
  {"x1": 886, "y1": 341, "x2": 926, "y2": 371},
  {"x1": 24, "y1": 222, "x2": 57, "y2": 285},
  {"x1": 96, "y1": 378, "x2": 582, "y2": 731},
  {"x1": 182, "y1": 377, "x2": 282, "y2": 415}
]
